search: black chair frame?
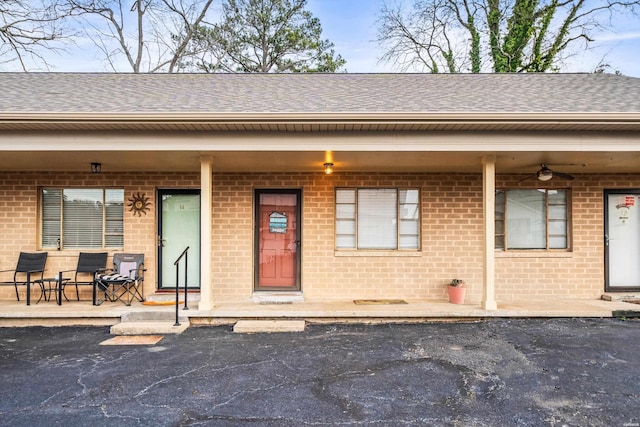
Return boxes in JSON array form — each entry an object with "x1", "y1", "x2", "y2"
[
  {"x1": 0, "y1": 252, "x2": 48, "y2": 303},
  {"x1": 59, "y1": 252, "x2": 108, "y2": 302}
]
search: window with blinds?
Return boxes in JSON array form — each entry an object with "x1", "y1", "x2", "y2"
[
  {"x1": 41, "y1": 188, "x2": 124, "y2": 249},
  {"x1": 336, "y1": 188, "x2": 420, "y2": 250},
  {"x1": 495, "y1": 188, "x2": 569, "y2": 250}
]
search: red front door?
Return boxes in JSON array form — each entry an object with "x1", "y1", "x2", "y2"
[{"x1": 255, "y1": 190, "x2": 301, "y2": 290}]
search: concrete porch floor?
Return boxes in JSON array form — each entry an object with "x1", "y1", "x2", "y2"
[{"x1": 0, "y1": 296, "x2": 639, "y2": 327}]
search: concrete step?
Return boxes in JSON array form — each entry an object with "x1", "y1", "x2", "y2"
[
  {"x1": 110, "y1": 310, "x2": 190, "y2": 335},
  {"x1": 121, "y1": 310, "x2": 189, "y2": 323},
  {"x1": 145, "y1": 292, "x2": 201, "y2": 303},
  {"x1": 233, "y1": 320, "x2": 306, "y2": 333},
  {"x1": 602, "y1": 293, "x2": 640, "y2": 302},
  {"x1": 110, "y1": 320, "x2": 190, "y2": 335},
  {"x1": 251, "y1": 292, "x2": 304, "y2": 304}
]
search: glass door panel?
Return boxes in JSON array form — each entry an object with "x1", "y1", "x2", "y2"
[{"x1": 158, "y1": 190, "x2": 200, "y2": 289}]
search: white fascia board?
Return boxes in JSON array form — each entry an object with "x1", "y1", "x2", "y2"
[
  {"x1": 1, "y1": 130, "x2": 640, "y2": 153},
  {"x1": 1, "y1": 112, "x2": 640, "y2": 125}
]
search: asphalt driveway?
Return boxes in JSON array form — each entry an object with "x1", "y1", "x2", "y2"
[{"x1": 1, "y1": 319, "x2": 639, "y2": 426}]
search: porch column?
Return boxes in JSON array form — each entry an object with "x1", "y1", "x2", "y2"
[
  {"x1": 199, "y1": 156, "x2": 214, "y2": 310},
  {"x1": 482, "y1": 155, "x2": 498, "y2": 310}
]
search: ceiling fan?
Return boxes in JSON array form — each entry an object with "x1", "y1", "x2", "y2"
[{"x1": 521, "y1": 164, "x2": 575, "y2": 182}]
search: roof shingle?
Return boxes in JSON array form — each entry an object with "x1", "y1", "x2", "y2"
[{"x1": 1, "y1": 72, "x2": 639, "y2": 114}]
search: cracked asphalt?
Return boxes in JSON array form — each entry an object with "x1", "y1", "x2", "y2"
[{"x1": 1, "y1": 318, "x2": 639, "y2": 426}]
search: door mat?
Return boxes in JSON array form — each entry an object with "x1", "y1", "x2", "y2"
[
  {"x1": 99, "y1": 335, "x2": 164, "y2": 346},
  {"x1": 613, "y1": 310, "x2": 640, "y2": 318},
  {"x1": 259, "y1": 301, "x2": 294, "y2": 305},
  {"x1": 354, "y1": 299, "x2": 408, "y2": 305},
  {"x1": 142, "y1": 301, "x2": 183, "y2": 306}
]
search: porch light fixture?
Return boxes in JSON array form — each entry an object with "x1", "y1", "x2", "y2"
[
  {"x1": 91, "y1": 162, "x2": 102, "y2": 174},
  {"x1": 323, "y1": 162, "x2": 334, "y2": 175}
]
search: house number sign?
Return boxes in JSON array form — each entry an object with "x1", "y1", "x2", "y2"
[
  {"x1": 269, "y1": 212, "x2": 287, "y2": 233},
  {"x1": 616, "y1": 195, "x2": 636, "y2": 224}
]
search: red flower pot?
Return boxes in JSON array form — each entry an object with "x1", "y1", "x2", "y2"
[{"x1": 448, "y1": 286, "x2": 466, "y2": 304}]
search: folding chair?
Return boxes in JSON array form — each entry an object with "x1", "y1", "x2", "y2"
[
  {"x1": 60, "y1": 252, "x2": 108, "y2": 301},
  {"x1": 0, "y1": 252, "x2": 48, "y2": 303},
  {"x1": 94, "y1": 253, "x2": 145, "y2": 306}
]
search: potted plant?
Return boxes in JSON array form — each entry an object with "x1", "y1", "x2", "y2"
[{"x1": 448, "y1": 279, "x2": 466, "y2": 304}]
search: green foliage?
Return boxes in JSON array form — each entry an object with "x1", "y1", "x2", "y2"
[
  {"x1": 450, "y1": 278, "x2": 465, "y2": 287},
  {"x1": 377, "y1": 0, "x2": 640, "y2": 73},
  {"x1": 182, "y1": 0, "x2": 345, "y2": 73},
  {"x1": 466, "y1": 14, "x2": 481, "y2": 73}
]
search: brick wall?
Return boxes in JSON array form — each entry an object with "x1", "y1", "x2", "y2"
[
  {"x1": 0, "y1": 170, "x2": 635, "y2": 303},
  {"x1": 0, "y1": 171, "x2": 199, "y2": 301}
]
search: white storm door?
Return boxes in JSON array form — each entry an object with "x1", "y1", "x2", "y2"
[
  {"x1": 158, "y1": 190, "x2": 201, "y2": 290},
  {"x1": 605, "y1": 190, "x2": 640, "y2": 291}
]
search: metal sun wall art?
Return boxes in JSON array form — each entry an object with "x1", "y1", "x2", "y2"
[{"x1": 128, "y1": 192, "x2": 151, "y2": 216}]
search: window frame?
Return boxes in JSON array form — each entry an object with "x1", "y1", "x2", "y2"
[
  {"x1": 335, "y1": 187, "x2": 421, "y2": 251},
  {"x1": 39, "y1": 187, "x2": 125, "y2": 250},
  {"x1": 495, "y1": 188, "x2": 571, "y2": 251}
]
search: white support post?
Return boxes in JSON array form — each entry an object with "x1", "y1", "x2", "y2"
[
  {"x1": 199, "y1": 156, "x2": 214, "y2": 310},
  {"x1": 482, "y1": 155, "x2": 498, "y2": 310}
]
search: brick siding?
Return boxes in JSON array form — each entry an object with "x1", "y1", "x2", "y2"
[{"x1": 0, "y1": 171, "x2": 634, "y2": 303}]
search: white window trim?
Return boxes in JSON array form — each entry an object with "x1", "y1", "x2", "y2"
[
  {"x1": 335, "y1": 187, "x2": 421, "y2": 251},
  {"x1": 40, "y1": 188, "x2": 125, "y2": 250},
  {"x1": 495, "y1": 188, "x2": 571, "y2": 252}
]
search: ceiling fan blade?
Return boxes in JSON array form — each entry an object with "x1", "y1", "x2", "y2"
[
  {"x1": 517, "y1": 174, "x2": 536, "y2": 183},
  {"x1": 553, "y1": 171, "x2": 575, "y2": 180}
]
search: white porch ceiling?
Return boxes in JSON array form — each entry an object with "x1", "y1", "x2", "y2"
[
  {"x1": 1, "y1": 149, "x2": 640, "y2": 175},
  {"x1": 1, "y1": 128, "x2": 640, "y2": 174}
]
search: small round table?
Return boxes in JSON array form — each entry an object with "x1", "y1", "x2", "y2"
[{"x1": 37, "y1": 277, "x2": 70, "y2": 305}]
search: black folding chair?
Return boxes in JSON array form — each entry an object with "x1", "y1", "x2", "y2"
[
  {"x1": 94, "y1": 254, "x2": 145, "y2": 306},
  {"x1": 58, "y1": 252, "x2": 108, "y2": 302},
  {"x1": 0, "y1": 252, "x2": 48, "y2": 304}
]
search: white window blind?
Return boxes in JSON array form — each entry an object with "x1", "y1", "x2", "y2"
[
  {"x1": 335, "y1": 189, "x2": 356, "y2": 248},
  {"x1": 358, "y1": 189, "x2": 397, "y2": 249},
  {"x1": 41, "y1": 188, "x2": 124, "y2": 249},
  {"x1": 399, "y1": 189, "x2": 420, "y2": 249},
  {"x1": 548, "y1": 190, "x2": 568, "y2": 249},
  {"x1": 105, "y1": 190, "x2": 125, "y2": 247},
  {"x1": 336, "y1": 188, "x2": 420, "y2": 250},
  {"x1": 41, "y1": 189, "x2": 62, "y2": 248}
]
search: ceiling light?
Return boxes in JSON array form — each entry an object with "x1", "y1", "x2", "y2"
[
  {"x1": 536, "y1": 168, "x2": 553, "y2": 181},
  {"x1": 91, "y1": 162, "x2": 102, "y2": 174}
]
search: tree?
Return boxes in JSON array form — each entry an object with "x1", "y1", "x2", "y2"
[
  {"x1": 376, "y1": 0, "x2": 640, "y2": 73},
  {"x1": 67, "y1": 0, "x2": 214, "y2": 72},
  {"x1": 1, "y1": 0, "x2": 74, "y2": 71},
  {"x1": 182, "y1": 0, "x2": 346, "y2": 73}
]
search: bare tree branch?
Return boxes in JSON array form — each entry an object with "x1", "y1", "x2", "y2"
[
  {"x1": 67, "y1": 0, "x2": 215, "y2": 72},
  {"x1": 377, "y1": 0, "x2": 640, "y2": 73},
  {"x1": 1, "y1": 0, "x2": 76, "y2": 71}
]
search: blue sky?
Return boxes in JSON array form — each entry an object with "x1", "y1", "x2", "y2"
[
  {"x1": 48, "y1": 0, "x2": 640, "y2": 76},
  {"x1": 309, "y1": 0, "x2": 640, "y2": 76},
  {"x1": 307, "y1": 0, "x2": 395, "y2": 73}
]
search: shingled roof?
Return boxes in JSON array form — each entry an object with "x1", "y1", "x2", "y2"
[{"x1": 2, "y1": 72, "x2": 640, "y2": 114}]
